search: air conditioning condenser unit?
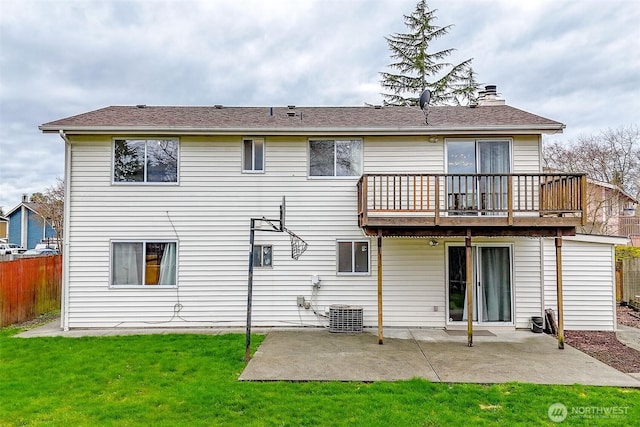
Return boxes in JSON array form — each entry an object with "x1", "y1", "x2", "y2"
[{"x1": 329, "y1": 304, "x2": 363, "y2": 333}]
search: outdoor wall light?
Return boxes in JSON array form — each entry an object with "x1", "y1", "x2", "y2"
[{"x1": 429, "y1": 239, "x2": 439, "y2": 247}]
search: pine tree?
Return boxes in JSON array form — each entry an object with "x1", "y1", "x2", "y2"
[
  {"x1": 380, "y1": 0, "x2": 477, "y2": 106},
  {"x1": 449, "y1": 66, "x2": 481, "y2": 106}
]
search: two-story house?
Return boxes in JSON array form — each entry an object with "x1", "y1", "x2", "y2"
[
  {"x1": 584, "y1": 178, "x2": 638, "y2": 243},
  {"x1": 40, "y1": 87, "x2": 624, "y2": 344},
  {"x1": 5, "y1": 195, "x2": 57, "y2": 250}
]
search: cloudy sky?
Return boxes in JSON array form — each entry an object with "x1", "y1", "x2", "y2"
[{"x1": 0, "y1": 0, "x2": 638, "y2": 212}]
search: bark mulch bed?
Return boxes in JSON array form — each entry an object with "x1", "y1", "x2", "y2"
[{"x1": 564, "y1": 305, "x2": 640, "y2": 373}]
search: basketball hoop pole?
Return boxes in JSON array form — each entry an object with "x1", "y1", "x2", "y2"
[
  {"x1": 244, "y1": 218, "x2": 256, "y2": 362},
  {"x1": 245, "y1": 214, "x2": 279, "y2": 362},
  {"x1": 245, "y1": 197, "x2": 307, "y2": 361},
  {"x1": 244, "y1": 206, "x2": 282, "y2": 361}
]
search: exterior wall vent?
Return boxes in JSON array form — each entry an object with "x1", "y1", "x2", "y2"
[{"x1": 329, "y1": 305, "x2": 363, "y2": 333}]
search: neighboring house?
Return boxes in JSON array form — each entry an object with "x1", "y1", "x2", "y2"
[
  {"x1": 6, "y1": 195, "x2": 57, "y2": 250},
  {"x1": 0, "y1": 216, "x2": 7, "y2": 241},
  {"x1": 583, "y1": 179, "x2": 640, "y2": 244},
  {"x1": 39, "y1": 86, "x2": 622, "y2": 335},
  {"x1": 543, "y1": 169, "x2": 639, "y2": 243}
]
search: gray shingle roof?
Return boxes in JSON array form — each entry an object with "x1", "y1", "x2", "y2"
[{"x1": 40, "y1": 105, "x2": 564, "y2": 134}]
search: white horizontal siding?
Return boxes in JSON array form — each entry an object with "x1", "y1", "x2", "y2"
[
  {"x1": 513, "y1": 238, "x2": 543, "y2": 328},
  {"x1": 543, "y1": 239, "x2": 616, "y2": 331},
  {"x1": 381, "y1": 238, "x2": 445, "y2": 327},
  {"x1": 365, "y1": 136, "x2": 444, "y2": 173},
  {"x1": 512, "y1": 135, "x2": 541, "y2": 173},
  {"x1": 65, "y1": 134, "x2": 590, "y2": 329},
  {"x1": 66, "y1": 136, "x2": 377, "y2": 328}
]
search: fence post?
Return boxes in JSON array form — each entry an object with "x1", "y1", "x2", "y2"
[{"x1": 616, "y1": 261, "x2": 623, "y2": 303}]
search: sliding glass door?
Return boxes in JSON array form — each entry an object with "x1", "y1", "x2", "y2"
[
  {"x1": 478, "y1": 141, "x2": 510, "y2": 213},
  {"x1": 446, "y1": 139, "x2": 511, "y2": 213},
  {"x1": 447, "y1": 245, "x2": 513, "y2": 324}
]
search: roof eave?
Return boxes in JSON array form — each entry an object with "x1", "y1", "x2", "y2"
[{"x1": 40, "y1": 124, "x2": 565, "y2": 136}]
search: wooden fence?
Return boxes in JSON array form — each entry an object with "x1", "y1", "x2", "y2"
[
  {"x1": 620, "y1": 257, "x2": 640, "y2": 308},
  {"x1": 0, "y1": 255, "x2": 62, "y2": 327}
]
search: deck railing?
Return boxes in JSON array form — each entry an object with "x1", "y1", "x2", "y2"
[
  {"x1": 357, "y1": 173, "x2": 587, "y2": 226},
  {"x1": 619, "y1": 217, "x2": 640, "y2": 237}
]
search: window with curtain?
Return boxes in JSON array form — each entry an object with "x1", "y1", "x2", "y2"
[
  {"x1": 111, "y1": 241, "x2": 177, "y2": 286},
  {"x1": 478, "y1": 140, "x2": 510, "y2": 212},
  {"x1": 309, "y1": 139, "x2": 362, "y2": 177},
  {"x1": 480, "y1": 247, "x2": 512, "y2": 322},
  {"x1": 337, "y1": 240, "x2": 369, "y2": 274},
  {"x1": 113, "y1": 139, "x2": 178, "y2": 183}
]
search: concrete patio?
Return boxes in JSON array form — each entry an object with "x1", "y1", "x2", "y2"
[
  {"x1": 239, "y1": 328, "x2": 640, "y2": 386},
  {"x1": 16, "y1": 321, "x2": 640, "y2": 387}
]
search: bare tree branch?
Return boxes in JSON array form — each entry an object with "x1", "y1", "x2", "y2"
[{"x1": 31, "y1": 178, "x2": 64, "y2": 254}]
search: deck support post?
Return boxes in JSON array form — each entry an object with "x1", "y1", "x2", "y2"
[
  {"x1": 377, "y1": 232, "x2": 384, "y2": 345},
  {"x1": 555, "y1": 233, "x2": 565, "y2": 350},
  {"x1": 466, "y1": 230, "x2": 473, "y2": 347}
]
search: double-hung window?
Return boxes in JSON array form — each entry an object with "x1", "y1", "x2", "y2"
[
  {"x1": 113, "y1": 138, "x2": 178, "y2": 183},
  {"x1": 252, "y1": 244, "x2": 273, "y2": 267},
  {"x1": 337, "y1": 240, "x2": 369, "y2": 274},
  {"x1": 111, "y1": 241, "x2": 177, "y2": 286},
  {"x1": 309, "y1": 139, "x2": 362, "y2": 177},
  {"x1": 243, "y1": 138, "x2": 264, "y2": 172}
]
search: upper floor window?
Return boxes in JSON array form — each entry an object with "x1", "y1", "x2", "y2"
[
  {"x1": 111, "y1": 241, "x2": 177, "y2": 286},
  {"x1": 309, "y1": 139, "x2": 362, "y2": 177},
  {"x1": 243, "y1": 138, "x2": 264, "y2": 172},
  {"x1": 337, "y1": 240, "x2": 369, "y2": 274},
  {"x1": 113, "y1": 139, "x2": 178, "y2": 183}
]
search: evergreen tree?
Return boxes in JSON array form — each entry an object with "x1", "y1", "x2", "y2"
[{"x1": 380, "y1": 0, "x2": 477, "y2": 106}]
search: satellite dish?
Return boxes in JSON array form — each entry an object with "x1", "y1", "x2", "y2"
[{"x1": 419, "y1": 89, "x2": 431, "y2": 111}]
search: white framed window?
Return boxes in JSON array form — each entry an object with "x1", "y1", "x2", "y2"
[
  {"x1": 111, "y1": 241, "x2": 177, "y2": 287},
  {"x1": 113, "y1": 138, "x2": 178, "y2": 183},
  {"x1": 253, "y1": 244, "x2": 273, "y2": 267},
  {"x1": 309, "y1": 139, "x2": 362, "y2": 177},
  {"x1": 243, "y1": 138, "x2": 265, "y2": 173},
  {"x1": 337, "y1": 240, "x2": 369, "y2": 274}
]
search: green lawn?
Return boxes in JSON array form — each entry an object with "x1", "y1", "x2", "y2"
[{"x1": 0, "y1": 324, "x2": 637, "y2": 426}]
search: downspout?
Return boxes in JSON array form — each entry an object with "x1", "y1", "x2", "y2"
[
  {"x1": 466, "y1": 230, "x2": 473, "y2": 347},
  {"x1": 611, "y1": 244, "x2": 617, "y2": 332},
  {"x1": 539, "y1": 238, "x2": 546, "y2": 321},
  {"x1": 377, "y1": 232, "x2": 383, "y2": 345},
  {"x1": 555, "y1": 232, "x2": 564, "y2": 349},
  {"x1": 59, "y1": 130, "x2": 71, "y2": 331}
]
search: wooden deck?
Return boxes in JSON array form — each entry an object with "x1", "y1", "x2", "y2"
[{"x1": 357, "y1": 173, "x2": 587, "y2": 237}]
